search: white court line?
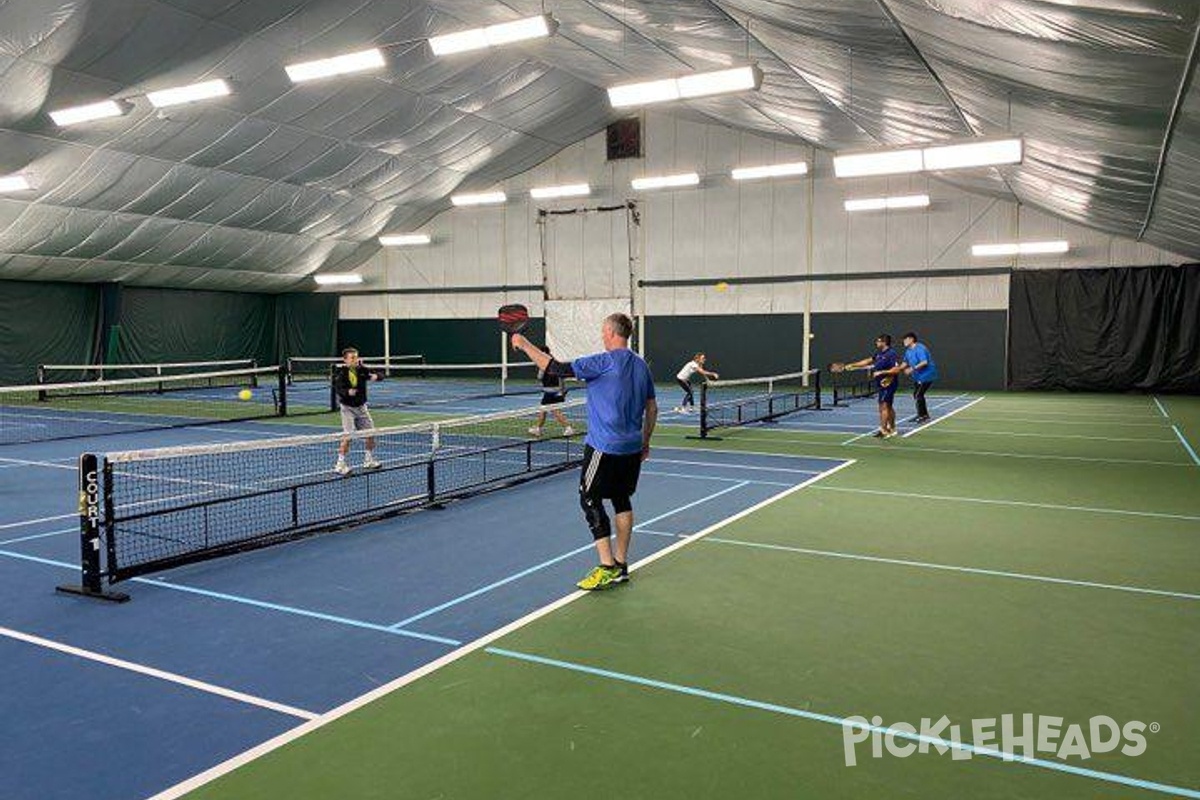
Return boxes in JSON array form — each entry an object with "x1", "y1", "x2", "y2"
[
  {"x1": 144, "y1": 459, "x2": 858, "y2": 800},
  {"x1": 651, "y1": 457, "x2": 821, "y2": 475},
  {"x1": 0, "y1": 512, "x2": 78, "y2": 531},
  {"x1": 847, "y1": 443, "x2": 1193, "y2": 467},
  {"x1": 902, "y1": 396, "x2": 984, "y2": 438},
  {"x1": 1152, "y1": 396, "x2": 1169, "y2": 418},
  {"x1": 915, "y1": 428, "x2": 1179, "y2": 444},
  {"x1": 841, "y1": 394, "x2": 969, "y2": 444},
  {"x1": 643, "y1": 470, "x2": 793, "y2": 487},
  {"x1": 981, "y1": 409, "x2": 1163, "y2": 421},
  {"x1": 0, "y1": 527, "x2": 76, "y2": 546},
  {"x1": 704, "y1": 538, "x2": 1200, "y2": 601},
  {"x1": 814, "y1": 485, "x2": 1200, "y2": 522},
  {"x1": 0, "y1": 456, "x2": 76, "y2": 471},
  {"x1": 0, "y1": 625, "x2": 317, "y2": 721},
  {"x1": 902, "y1": 416, "x2": 1171, "y2": 430}
]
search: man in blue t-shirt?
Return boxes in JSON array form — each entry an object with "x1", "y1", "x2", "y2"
[
  {"x1": 901, "y1": 332, "x2": 939, "y2": 423},
  {"x1": 843, "y1": 334, "x2": 902, "y2": 438},
  {"x1": 511, "y1": 313, "x2": 658, "y2": 591}
]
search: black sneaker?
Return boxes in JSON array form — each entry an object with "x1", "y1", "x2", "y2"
[
  {"x1": 872, "y1": 430, "x2": 886, "y2": 438},
  {"x1": 611, "y1": 563, "x2": 630, "y2": 584},
  {"x1": 916, "y1": 415, "x2": 931, "y2": 423}
]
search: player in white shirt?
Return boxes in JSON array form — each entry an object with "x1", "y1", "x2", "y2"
[{"x1": 674, "y1": 353, "x2": 719, "y2": 413}]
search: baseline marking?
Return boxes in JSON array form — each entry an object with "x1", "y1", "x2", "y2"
[{"x1": 0, "y1": 625, "x2": 317, "y2": 721}]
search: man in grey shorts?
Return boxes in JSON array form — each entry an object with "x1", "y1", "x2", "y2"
[{"x1": 332, "y1": 347, "x2": 382, "y2": 475}]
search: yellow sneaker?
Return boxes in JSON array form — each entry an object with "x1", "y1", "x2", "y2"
[{"x1": 576, "y1": 564, "x2": 621, "y2": 591}]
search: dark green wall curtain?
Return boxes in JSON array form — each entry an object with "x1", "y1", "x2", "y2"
[{"x1": 0, "y1": 280, "x2": 100, "y2": 384}]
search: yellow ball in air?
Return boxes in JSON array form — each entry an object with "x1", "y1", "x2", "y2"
[
  {"x1": 238, "y1": 389, "x2": 253, "y2": 401},
  {"x1": 715, "y1": 281, "x2": 729, "y2": 292}
]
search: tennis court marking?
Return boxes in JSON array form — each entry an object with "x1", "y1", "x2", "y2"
[
  {"x1": 697, "y1": 537, "x2": 1200, "y2": 601},
  {"x1": 909, "y1": 428, "x2": 1180, "y2": 444},
  {"x1": 483, "y1": 648, "x2": 1200, "y2": 800},
  {"x1": 0, "y1": 526, "x2": 76, "y2": 546},
  {"x1": 814, "y1": 486, "x2": 1200, "y2": 523},
  {"x1": 386, "y1": 479, "x2": 757, "y2": 630},
  {"x1": 1170, "y1": 426, "x2": 1200, "y2": 466},
  {"x1": 847, "y1": 443, "x2": 1194, "y2": 467},
  {"x1": 840, "y1": 394, "x2": 972, "y2": 444},
  {"x1": 0, "y1": 455, "x2": 76, "y2": 471},
  {"x1": 918, "y1": 417, "x2": 1173, "y2": 429},
  {"x1": 144, "y1": 459, "x2": 856, "y2": 800},
  {"x1": 0, "y1": 511, "x2": 78, "y2": 530},
  {"x1": 0, "y1": 625, "x2": 317, "y2": 721},
  {"x1": 902, "y1": 396, "x2": 985, "y2": 438},
  {"x1": 1153, "y1": 397, "x2": 1169, "y2": 418}
]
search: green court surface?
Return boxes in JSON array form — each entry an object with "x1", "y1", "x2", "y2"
[{"x1": 177, "y1": 393, "x2": 1200, "y2": 800}]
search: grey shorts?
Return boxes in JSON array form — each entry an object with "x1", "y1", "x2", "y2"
[{"x1": 339, "y1": 403, "x2": 375, "y2": 434}]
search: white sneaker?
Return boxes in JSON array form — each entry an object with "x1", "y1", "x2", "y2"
[
  {"x1": 334, "y1": 460, "x2": 351, "y2": 475},
  {"x1": 528, "y1": 426, "x2": 543, "y2": 436},
  {"x1": 883, "y1": 429, "x2": 898, "y2": 439},
  {"x1": 562, "y1": 425, "x2": 574, "y2": 436},
  {"x1": 673, "y1": 407, "x2": 684, "y2": 413},
  {"x1": 362, "y1": 456, "x2": 382, "y2": 470}
]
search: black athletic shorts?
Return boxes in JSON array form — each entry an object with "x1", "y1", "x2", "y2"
[
  {"x1": 540, "y1": 391, "x2": 566, "y2": 406},
  {"x1": 580, "y1": 444, "x2": 642, "y2": 499}
]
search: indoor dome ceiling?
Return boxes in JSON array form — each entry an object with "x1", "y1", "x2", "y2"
[{"x1": 1, "y1": 0, "x2": 1196, "y2": 291}]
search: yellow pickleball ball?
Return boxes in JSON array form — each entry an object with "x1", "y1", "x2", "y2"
[
  {"x1": 715, "y1": 281, "x2": 729, "y2": 292},
  {"x1": 238, "y1": 389, "x2": 253, "y2": 401}
]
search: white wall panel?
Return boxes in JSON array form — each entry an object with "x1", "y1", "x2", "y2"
[{"x1": 344, "y1": 111, "x2": 1189, "y2": 319}]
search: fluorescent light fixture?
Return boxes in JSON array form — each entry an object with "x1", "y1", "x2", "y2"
[
  {"x1": 677, "y1": 65, "x2": 762, "y2": 99},
  {"x1": 833, "y1": 148, "x2": 923, "y2": 178},
  {"x1": 49, "y1": 100, "x2": 129, "y2": 127},
  {"x1": 731, "y1": 161, "x2": 808, "y2": 181},
  {"x1": 378, "y1": 233, "x2": 432, "y2": 246},
  {"x1": 834, "y1": 137, "x2": 1024, "y2": 178},
  {"x1": 313, "y1": 273, "x2": 364, "y2": 285},
  {"x1": 146, "y1": 79, "x2": 231, "y2": 108},
  {"x1": 844, "y1": 194, "x2": 930, "y2": 212},
  {"x1": 530, "y1": 183, "x2": 591, "y2": 200},
  {"x1": 429, "y1": 14, "x2": 556, "y2": 56},
  {"x1": 972, "y1": 240, "x2": 1069, "y2": 257},
  {"x1": 631, "y1": 172, "x2": 701, "y2": 191},
  {"x1": 608, "y1": 65, "x2": 761, "y2": 108},
  {"x1": 924, "y1": 138, "x2": 1022, "y2": 171},
  {"x1": 450, "y1": 190, "x2": 507, "y2": 206},
  {"x1": 607, "y1": 78, "x2": 679, "y2": 108},
  {"x1": 285, "y1": 48, "x2": 386, "y2": 83},
  {"x1": 0, "y1": 175, "x2": 32, "y2": 193}
]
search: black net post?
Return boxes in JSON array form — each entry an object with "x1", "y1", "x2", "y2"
[
  {"x1": 697, "y1": 383, "x2": 710, "y2": 439},
  {"x1": 328, "y1": 363, "x2": 338, "y2": 412},
  {"x1": 56, "y1": 454, "x2": 129, "y2": 602},
  {"x1": 250, "y1": 359, "x2": 259, "y2": 388},
  {"x1": 277, "y1": 365, "x2": 288, "y2": 416}
]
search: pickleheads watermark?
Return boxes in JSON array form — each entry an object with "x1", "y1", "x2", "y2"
[{"x1": 842, "y1": 714, "x2": 1156, "y2": 766}]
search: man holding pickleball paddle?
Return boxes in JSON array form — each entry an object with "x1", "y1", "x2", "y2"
[
  {"x1": 833, "y1": 333, "x2": 903, "y2": 439},
  {"x1": 501, "y1": 305, "x2": 657, "y2": 591}
]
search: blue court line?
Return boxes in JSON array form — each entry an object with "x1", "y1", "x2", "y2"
[
  {"x1": 0, "y1": 548, "x2": 461, "y2": 647},
  {"x1": 1171, "y1": 426, "x2": 1200, "y2": 467},
  {"x1": 388, "y1": 542, "x2": 597, "y2": 629},
  {"x1": 701, "y1": 538, "x2": 1200, "y2": 601},
  {"x1": 486, "y1": 647, "x2": 1200, "y2": 799},
  {"x1": 388, "y1": 478, "x2": 760, "y2": 629}
]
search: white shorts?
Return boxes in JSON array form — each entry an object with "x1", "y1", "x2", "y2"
[{"x1": 340, "y1": 403, "x2": 375, "y2": 434}]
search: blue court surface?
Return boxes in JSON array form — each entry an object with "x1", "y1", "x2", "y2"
[{"x1": 0, "y1": 415, "x2": 852, "y2": 800}]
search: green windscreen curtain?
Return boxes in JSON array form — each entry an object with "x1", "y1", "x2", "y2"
[
  {"x1": 0, "y1": 280, "x2": 100, "y2": 384},
  {"x1": 115, "y1": 287, "x2": 276, "y2": 366},
  {"x1": 275, "y1": 293, "x2": 337, "y2": 359}
]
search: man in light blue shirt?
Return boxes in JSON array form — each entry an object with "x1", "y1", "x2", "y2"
[
  {"x1": 511, "y1": 313, "x2": 657, "y2": 591},
  {"x1": 902, "y1": 331, "x2": 939, "y2": 423}
]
